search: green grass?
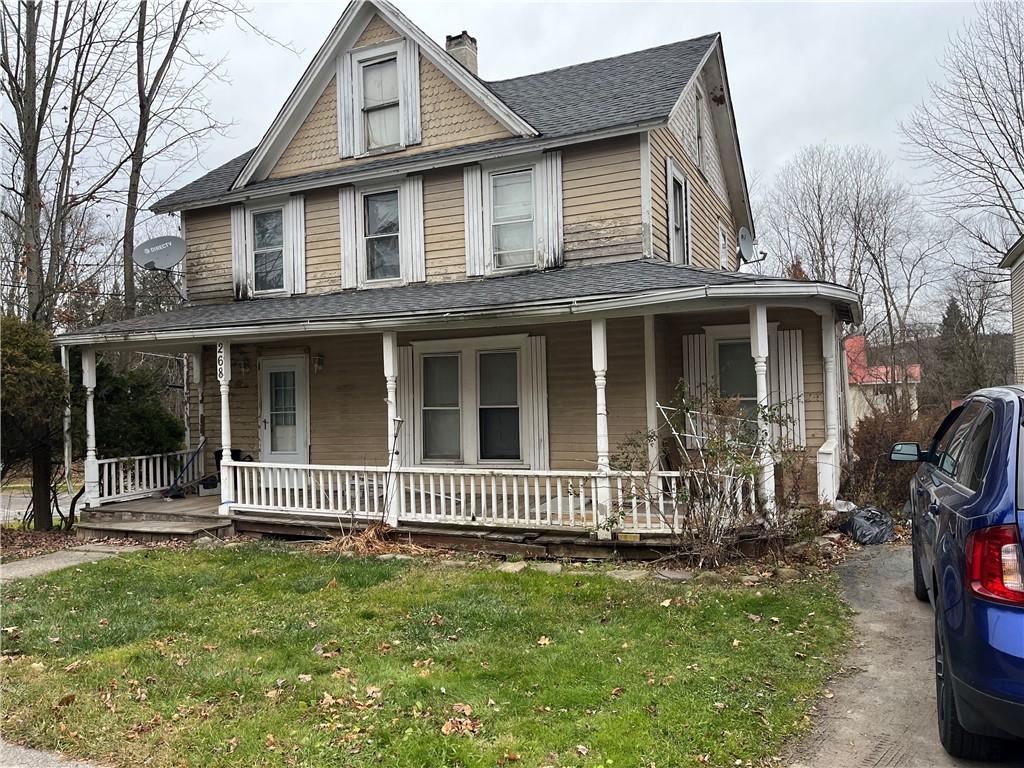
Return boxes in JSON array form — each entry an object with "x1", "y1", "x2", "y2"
[{"x1": 0, "y1": 546, "x2": 851, "y2": 767}]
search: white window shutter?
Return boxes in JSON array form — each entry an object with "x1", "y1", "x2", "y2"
[
  {"x1": 768, "y1": 328, "x2": 806, "y2": 449},
  {"x1": 681, "y1": 333, "x2": 708, "y2": 448},
  {"x1": 339, "y1": 187, "x2": 358, "y2": 289},
  {"x1": 523, "y1": 336, "x2": 550, "y2": 470},
  {"x1": 538, "y1": 151, "x2": 563, "y2": 269},
  {"x1": 402, "y1": 39, "x2": 421, "y2": 145},
  {"x1": 286, "y1": 195, "x2": 306, "y2": 294},
  {"x1": 337, "y1": 55, "x2": 355, "y2": 158},
  {"x1": 463, "y1": 165, "x2": 485, "y2": 276},
  {"x1": 400, "y1": 175, "x2": 425, "y2": 283},
  {"x1": 230, "y1": 204, "x2": 251, "y2": 300},
  {"x1": 397, "y1": 346, "x2": 415, "y2": 466}
]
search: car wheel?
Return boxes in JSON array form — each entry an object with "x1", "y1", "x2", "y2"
[
  {"x1": 911, "y1": 530, "x2": 928, "y2": 602},
  {"x1": 934, "y1": 609, "x2": 1010, "y2": 760}
]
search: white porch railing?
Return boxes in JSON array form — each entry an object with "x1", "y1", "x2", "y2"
[
  {"x1": 96, "y1": 450, "x2": 199, "y2": 503},
  {"x1": 222, "y1": 460, "x2": 751, "y2": 534}
]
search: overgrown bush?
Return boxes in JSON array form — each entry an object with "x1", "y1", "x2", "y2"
[{"x1": 841, "y1": 402, "x2": 941, "y2": 514}]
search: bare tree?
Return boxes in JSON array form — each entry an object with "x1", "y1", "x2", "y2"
[{"x1": 902, "y1": 1, "x2": 1024, "y2": 258}]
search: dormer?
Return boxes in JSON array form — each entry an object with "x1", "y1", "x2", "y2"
[{"x1": 234, "y1": 1, "x2": 536, "y2": 186}]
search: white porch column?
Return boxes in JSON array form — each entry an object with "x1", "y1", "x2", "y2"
[
  {"x1": 817, "y1": 312, "x2": 840, "y2": 506},
  {"x1": 591, "y1": 318, "x2": 612, "y2": 539},
  {"x1": 749, "y1": 304, "x2": 777, "y2": 519},
  {"x1": 216, "y1": 341, "x2": 233, "y2": 514},
  {"x1": 82, "y1": 348, "x2": 99, "y2": 507},
  {"x1": 382, "y1": 331, "x2": 400, "y2": 527}
]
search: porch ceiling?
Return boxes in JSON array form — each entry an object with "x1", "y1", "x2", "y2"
[{"x1": 56, "y1": 259, "x2": 861, "y2": 348}]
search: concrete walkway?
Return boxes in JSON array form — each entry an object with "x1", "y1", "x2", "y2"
[
  {"x1": 0, "y1": 742, "x2": 106, "y2": 768},
  {"x1": 0, "y1": 543, "x2": 141, "y2": 583}
]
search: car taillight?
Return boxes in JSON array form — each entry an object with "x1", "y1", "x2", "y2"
[{"x1": 966, "y1": 524, "x2": 1024, "y2": 606}]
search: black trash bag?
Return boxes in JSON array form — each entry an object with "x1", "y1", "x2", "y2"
[{"x1": 839, "y1": 505, "x2": 895, "y2": 545}]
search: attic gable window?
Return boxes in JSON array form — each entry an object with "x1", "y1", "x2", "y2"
[
  {"x1": 361, "y1": 57, "x2": 400, "y2": 150},
  {"x1": 339, "y1": 39, "x2": 421, "y2": 157}
]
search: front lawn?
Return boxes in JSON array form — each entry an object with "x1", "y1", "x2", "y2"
[{"x1": 1, "y1": 546, "x2": 850, "y2": 767}]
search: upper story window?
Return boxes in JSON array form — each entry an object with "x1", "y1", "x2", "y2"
[
  {"x1": 363, "y1": 189, "x2": 401, "y2": 281},
  {"x1": 489, "y1": 168, "x2": 535, "y2": 270},
  {"x1": 340, "y1": 175, "x2": 424, "y2": 289},
  {"x1": 464, "y1": 152, "x2": 562, "y2": 277},
  {"x1": 230, "y1": 196, "x2": 306, "y2": 300},
  {"x1": 666, "y1": 157, "x2": 690, "y2": 265},
  {"x1": 361, "y1": 57, "x2": 400, "y2": 150},
  {"x1": 340, "y1": 40, "x2": 421, "y2": 158},
  {"x1": 695, "y1": 87, "x2": 705, "y2": 172},
  {"x1": 252, "y1": 207, "x2": 285, "y2": 293}
]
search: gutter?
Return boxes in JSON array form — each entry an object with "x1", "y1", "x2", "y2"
[
  {"x1": 152, "y1": 120, "x2": 668, "y2": 214},
  {"x1": 55, "y1": 281, "x2": 862, "y2": 348}
]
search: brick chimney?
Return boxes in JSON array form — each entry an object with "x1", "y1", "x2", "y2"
[{"x1": 446, "y1": 31, "x2": 478, "y2": 75}]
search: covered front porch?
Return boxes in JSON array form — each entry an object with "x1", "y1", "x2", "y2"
[{"x1": 60, "y1": 261, "x2": 858, "y2": 542}]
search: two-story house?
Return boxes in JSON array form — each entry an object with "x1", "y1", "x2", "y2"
[{"x1": 59, "y1": 0, "x2": 860, "y2": 544}]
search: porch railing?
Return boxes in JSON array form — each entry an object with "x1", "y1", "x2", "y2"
[
  {"x1": 222, "y1": 460, "x2": 734, "y2": 534},
  {"x1": 96, "y1": 450, "x2": 199, "y2": 503}
]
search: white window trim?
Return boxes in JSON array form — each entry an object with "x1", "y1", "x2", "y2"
[
  {"x1": 411, "y1": 334, "x2": 530, "y2": 467},
  {"x1": 248, "y1": 201, "x2": 289, "y2": 297},
  {"x1": 666, "y1": 157, "x2": 691, "y2": 265},
  {"x1": 356, "y1": 181, "x2": 404, "y2": 288},
  {"x1": 483, "y1": 160, "x2": 539, "y2": 276},
  {"x1": 718, "y1": 220, "x2": 729, "y2": 270},
  {"x1": 339, "y1": 39, "x2": 421, "y2": 159}
]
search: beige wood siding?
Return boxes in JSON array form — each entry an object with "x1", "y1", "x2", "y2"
[
  {"x1": 305, "y1": 187, "x2": 341, "y2": 294},
  {"x1": 423, "y1": 167, "x2": 465, "y2": 282},
  {"x1": 562, "y1": 136, "x2": 644, "y2": 264},
  {"x1": 183, "y1": 206, "x2": 233, "y2": 304},
  {"x1": 1013, "y1": 264, "x2": 1024, "y2": 384},
  {"x1": 268, "y1": 14, "x2": 512, "y2": 181},
  {"x1": 650, "y1": 125, "x2": 737, "y2": 271}
]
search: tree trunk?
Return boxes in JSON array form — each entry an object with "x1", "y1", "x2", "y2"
[
  {"x1": 21, "y1": 3, "x2": 44, "y2": 322},
  {"x1": 31, "y1": 445, "x2": 53, "y2": 531}
]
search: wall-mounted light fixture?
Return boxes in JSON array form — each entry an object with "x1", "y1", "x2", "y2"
[{"x1": 312, "y1": 354, "x2": 325, "y2": 374}]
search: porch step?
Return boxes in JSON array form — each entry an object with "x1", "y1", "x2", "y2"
[
  {"x1": 76, "y1": 518, "x2": 232, "y2": 543},
  {"x1": 82, "y1": 505, "x2": 223, "y2": 525}
]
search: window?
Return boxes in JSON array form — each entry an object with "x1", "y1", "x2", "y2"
[
  {"x1": 490, "y1": 169, "x2": 535, "y2": 269},
  {"x1": 268, "y1": 370, "x2": 297, "y2": 452},
  {"x1": 478, "y1": 351, "x2": 520, "y2": 460},
  {"x1": 957, "y1": 408, "x2": 995, "y2": 492},
  {"x1": 414, "y1": 336, "x2": 532, "y2": 466},
  {"x1": 252, "y1": 208, "x2": 285, "y2": 293},
  {"x1": 340, "y1": 40, "x2": 420, "y2": 158},
  {"x1": 363, "y1": 189, "x2": 400, "y2": 281},
  {"x1": 717, "y1": 339, "x2": 757, "y2": 419},
  {"x1": 935, "y1": 403, "x2": 982, "y2": 476},
  {"x1": 361, "y1": 57, "x2": 400, "y2": 150},
  {"x1": 718, "y1": 222, "x2": 729, "y2": 269},
  {"x1": 666, "y1": 158, "x2": 690, "y2": 264},
  {"x1": 422, "y1": 355, "x2": 461, "y2": 460},
  {"x1": 695, "y1": 87, "x2": 705, "y2": 171}
]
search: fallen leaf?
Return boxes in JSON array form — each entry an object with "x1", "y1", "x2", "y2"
[
  {"x1": 732, "y1": 639, "x2": 741, "y2": 647},
  {"x1": 54, "y1": 693, "x2": 75, "y2": 709},
  {"x1": 98, "y1": 618, "x2": 109, "y2": 626},
  {"x1": 746, "y1": 613, "x2": 763, "y2": 624},
  {"x1": 297, "y1": 674, "x2": 312, "y2": 683},
  {"x1": 660, "y1": 598, "x2": 673, "y2": 607},
  {"x1": 452, "y1": 703, "x2": 473, "y2": 716},
  {"x1": 576, "y1": 744, "x2": 589, "y2": 756},
  {"x1": 430, "y1": 613, "x2": 444, "y2": 626},
  {"x1": 536, "y1": 635, "x2": 551, "y2": 646},
  {"x1": 324, "y1": 578, "x2": 337, "y2": 589},
  {"x1": 63, "y1": 660, "x2": 85, "y2": 673},
  {"x1": 365, "y1": 685, "x2": 381, "y2": 699},
  {"x1": 441, "y1": 716, "x2": 479, "y2": 736},
  {"x1": 265, "y1": 733, "x2": 276, "y2": 750},
  {"x1": 610, "y1": 687, "x2": 625, "y2": 698}
]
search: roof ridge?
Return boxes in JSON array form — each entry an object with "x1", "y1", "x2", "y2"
[{"x1": 486, "y1": 33, "x2": 719, "y2": 86}]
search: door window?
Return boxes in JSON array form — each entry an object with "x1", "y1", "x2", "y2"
[{"x1": 268, "y1": 370, "x2": 297, "y2": 452}]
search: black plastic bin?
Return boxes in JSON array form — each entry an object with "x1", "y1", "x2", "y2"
[{"x1": 213, "y1": 448, "x2": 242, "y2": 473}]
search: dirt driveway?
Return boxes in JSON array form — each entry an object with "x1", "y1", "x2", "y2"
[{"x1": 787, "y1": 544, "x2": 1024, "y2": 767}]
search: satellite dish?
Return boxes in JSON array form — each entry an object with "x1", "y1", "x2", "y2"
[
  {"x1": 737, "y1": 227, "x2": 754, "y2": 263},
  {"x1": 133, "y1": 235, "x2": 185, "y2": 271}
]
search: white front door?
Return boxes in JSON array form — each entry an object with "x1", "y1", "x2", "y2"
[{"x1": 260, "y1": 356, "x2": 309, "y2": 465}]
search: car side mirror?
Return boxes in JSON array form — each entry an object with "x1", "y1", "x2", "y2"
[{"x1": 889, "y1": 442, "x2": 924, "y2": 462}]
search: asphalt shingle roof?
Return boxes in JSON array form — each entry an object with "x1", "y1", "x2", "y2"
[
  {"x1": 62, "y1": 260, "x2": 767, "y2": 341},
  {"x1": 152, "y1": 35, "x2": 717, "y2": 212}
]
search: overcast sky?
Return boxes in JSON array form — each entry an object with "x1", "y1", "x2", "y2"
[{"x1": 190, "y1": 1, "x2": 975, "y2": 191}]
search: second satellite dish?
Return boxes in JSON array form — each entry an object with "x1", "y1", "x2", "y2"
[
  {"x1": 736, "y1": 227, "x2": 754, "y2": 263},
  {"x1": 133, "y1": 236, "x2": 186, "y2": 271}
]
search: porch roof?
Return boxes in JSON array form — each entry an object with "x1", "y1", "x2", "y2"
[{"x1": 57, "y1": 260, "x2": 861, "y2": 347}]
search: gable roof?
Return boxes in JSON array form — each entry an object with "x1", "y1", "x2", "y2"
[
  {"x1": 152, "y1": 25, "x2": 725, "y2": 213},
  {"x1": 57, "y1": 259, "x2": 860, "y2": 346},
  {"x1": 998, "y1": 232, "x2": 1024, "y2": 270}
]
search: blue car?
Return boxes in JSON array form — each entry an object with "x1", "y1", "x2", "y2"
[{"x1": 890, "y1": 386, "x2": 1024, "y2": 759}]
